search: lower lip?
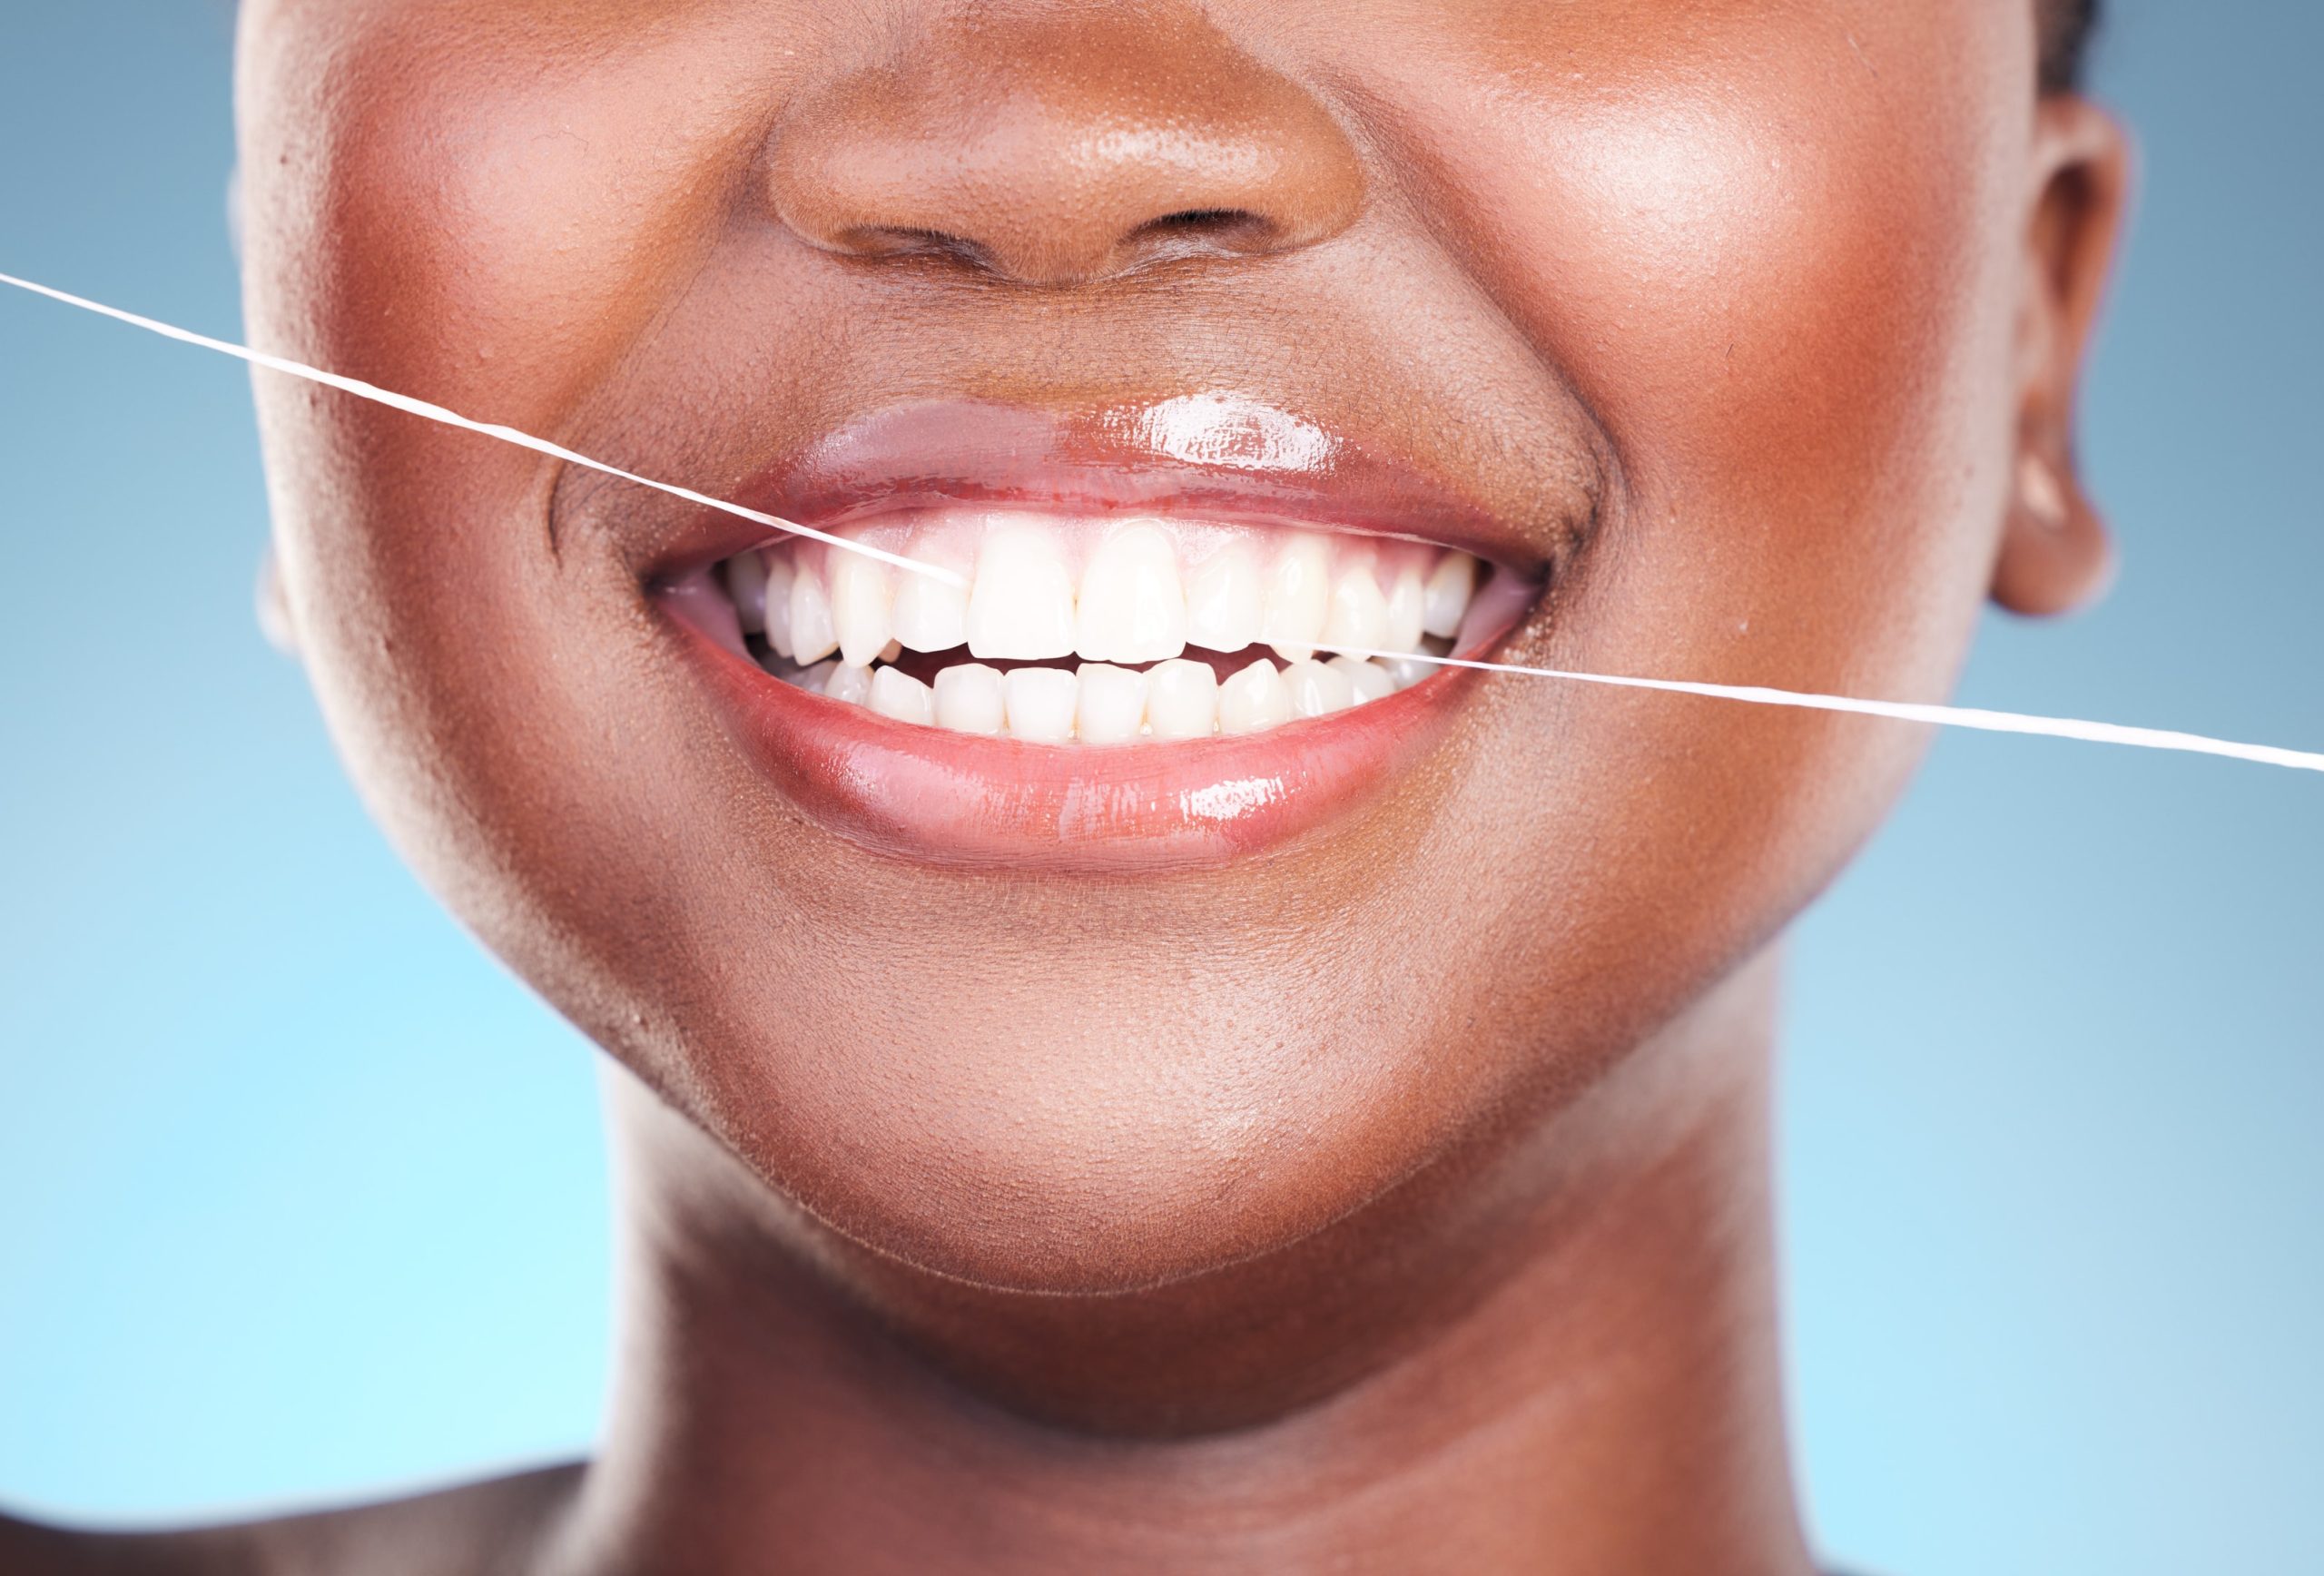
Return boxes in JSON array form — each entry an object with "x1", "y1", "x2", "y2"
[{"x1": 668, "y1": 619, "x2": 1483, "y2": 873}]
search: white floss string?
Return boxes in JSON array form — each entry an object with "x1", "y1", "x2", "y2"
[
  {"x1": 1315, "y1": 646, "x2": 2324, "y2": 775},
  {"x1": 0, "y1": 271, "x2": 960, "y2": 585},
  {"x1": 7, "y1": 268, "x2": 2321, "y2": 777}
]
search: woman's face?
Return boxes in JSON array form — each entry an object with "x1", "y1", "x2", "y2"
[{"x1": 237, "y1": 3, "x2": 2112, "y2": 1303}]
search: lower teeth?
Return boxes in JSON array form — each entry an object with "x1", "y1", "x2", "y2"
[{"x1": 754, "y1": 645, "x2": 1451, "y2": 743}]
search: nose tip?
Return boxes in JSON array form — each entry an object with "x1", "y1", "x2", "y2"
[{"x1": 766, "y1": 4, "x2": 1365, "y2": 287}]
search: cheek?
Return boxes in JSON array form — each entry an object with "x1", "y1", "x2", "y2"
[
  {"x1": 1357, "y1": 2, "x2": 2029, "y2": 697},
  {"x1": 1311, "y1": 5, "x2": 2036, "y2": 1037},
  {"x1": 235, "y1": 3, "x2": 794, "y2": 926},
  {"x1": 241, "y1": 2, "x2": 793, "y2": 429}
]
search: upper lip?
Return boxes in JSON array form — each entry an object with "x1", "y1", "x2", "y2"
[{"x1": 600, "y1": 396, "x2": 1580, "y2": 587}]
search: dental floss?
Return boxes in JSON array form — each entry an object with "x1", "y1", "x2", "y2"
[
  {"x1": 0, "y1": 271, "x2": 963, "y2": 586},
  {"x1": 6, "y1": 268, "x2": 2319, "y2": 778},
  {"x1": 1315, "y1": 645, "x2": 2324, "y2": 775}
]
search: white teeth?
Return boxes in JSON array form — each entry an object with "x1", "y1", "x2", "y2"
[
  {"x1": 788, "y1": 566, "x2": 840, "y2": 665},
  {"x1": 891, "y1": 563, "x2": 969, "y2": 652},
  {"x1": 832, "y1": 554, "x2": 893, "y2": 669},
  {"x1": 1004, "y1": 666, "x2": 1078, "y2": 743},
  {"x1": 967, "y1": 526, "x2": 1077, "y2": 660},
  {"x1": 763, "y1": 554, "x2": 798, "y2": 658},
  {"x1": 1282, "y1": 658, "x2": 1355, "y2": 719},
  {"x1": 1422, "y1": 551, "x2": 1477, "y2": 640},
  {"x1": 1075, "y1": 663, "x2": 1148, "y2": 744},
  {"x1": 1329, "y1": 655, "x2": 1395, "y2": 704},
  {"x1": 725, "y1": 549, "x2": 771, "y2": 635},
  {"x1": 1076, "y1": 522, "x2": 1187, "y2": 664},
  {"x1": 1321, "y1": 557, "x2": 1390, "y2": 651},
  {"x1": 869, "y1": 665, "x2": 934, "y2": 725},
  {"x1": 1183, "y1": 543, "x2": 1263, "y2": 655},
  {"x1": 732, "y1": 526, "x2": 1513, "y2": 743},
  {"x1": 1384, "y1": 565, "x2": 1425, "y2": 654},
  {"x1": 1217, "y1": 657, "x2": 1292, "y2": 734},
  {"x1": 933, "y1": 662, "x2": 1008, "y2": 734},
  {"x1": 1262, "y1": 537, "x2": 1330, "y2": 663},
  {"x1": 1145, "y1": 658, "x2": 1220, "y2": 740}
]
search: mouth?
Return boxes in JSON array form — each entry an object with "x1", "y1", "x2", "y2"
[{"x1": 648, "y1": 401, "x2": 1554, "y2": 871}]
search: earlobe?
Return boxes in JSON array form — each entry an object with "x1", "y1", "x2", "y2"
[
  {"x1": 1992, "y1": 96, "x2": 2132, "y2": 619},
  {"x1": 1992, "y1": 444, "x2": 2113, "y2": 616}
]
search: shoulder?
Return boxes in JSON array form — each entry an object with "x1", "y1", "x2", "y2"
[{"x1": 0, "y1": 1464, "x2": 586, "y2": 1576}]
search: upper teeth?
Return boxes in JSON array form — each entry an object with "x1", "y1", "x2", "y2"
[{"x1": 722, "y1": 515, "x2": 1496, "y2": 743}]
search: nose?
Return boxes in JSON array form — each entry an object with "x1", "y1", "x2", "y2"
[{"x1": 766, "y1": 3, "x2": 1365, "y2": 287}]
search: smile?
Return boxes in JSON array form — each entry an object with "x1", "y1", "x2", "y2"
[{"x1": 648, "y1": 400, "x2": 1551, "y2": 869}]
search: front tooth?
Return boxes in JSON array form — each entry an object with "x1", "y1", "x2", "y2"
[
  {"x1": 795, "y1": 659, "x2": 838, "y2": 693},
  {"x1": 934, "y1": 663, "x2": 1007, "y2": 734},
  {"x1": 725, "y1": 550, "x2": 771, "y2": 635},
  {"x1": 1422, "y1": 552, "x2": 1477, "y2": 640},
  {"x1": 1321, "y1": 558, "x2": 1389, "y2": 651},
  {"x1": 1217, "y1": 658, "x2": 1292, "y2": 734},
  {"x1": 1004, "y1": 666, "x2": 1078, "y2": 743},
  {"x1": 832, "y1": 553, "x2": 893, "y2": 668},
  {"x1": 1384, "y1": 564, "x2": 1425, "y2": 652},
  {"x1": 1283, "y1": 658, "x2": 1355, "y2": 719},
  {"x1": 967, "y1": 525, "x2": 1077, "y2": 660},
  {"x1": 1145, "y1": 658, "x2": 1219, "y2": 740},
  {"x1": 1329, "y1": 655, "x2": 1396, "y2": 704},
  {"x1": 1184, "y1": 544, "x2": 1263, "y2": 653},
  {"x1": 1075, "y1": 663, "x2": 1148, "y2": 744},
  {"x1": 763, "y1": 554, "x2": 798, "y2": 657},
  {"x1": 892, "y1": 564, "x2": 968, "y2": 652},
  {"x1": 1076, "y1": 522, "x2": 1187, "y2": 664},
  {"x1": 788, "y1": 565, "x2": 840, "y2": 664},
  {"x1": 869, "y1": 665, "x2": 933, "y2": 725},
  {"x1": 1262, "y1": 535, "x2": 1331, "y2": 663},
  {"x1": 822, "y1": 661, "x2": 873, "y2": 706}
]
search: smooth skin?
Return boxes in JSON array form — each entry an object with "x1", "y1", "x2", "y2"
[{"x1": 6, "y1": 2, "x2": 2126, "y2": 1571}]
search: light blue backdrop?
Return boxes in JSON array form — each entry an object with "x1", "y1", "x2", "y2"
[{"x1": 2, "y1": 5, "x2": 2316, "y2": 1572}]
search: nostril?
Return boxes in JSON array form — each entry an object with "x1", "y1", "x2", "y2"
[
  {"x1": 835, "y1": 226, "x2": 999, "y2": 271},
  {"x1": 1147, "y1": 209, "x2": 1248, "y2": 231},
  {"x1": 1128, "y1": 209, "x2": 1276, "y2": 254}
]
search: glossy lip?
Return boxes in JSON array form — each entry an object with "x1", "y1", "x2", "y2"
[
  {"x1": 642, "y1": 395, "x2": 1551, "y2": 872},
  {"x1": 672, "y1": 614, "x2": 1493, "y2": 872}
]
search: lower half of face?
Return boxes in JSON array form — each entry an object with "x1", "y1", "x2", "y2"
[{"x1": 242, "y1": 0, "x2": 2031, "y2": 1302}]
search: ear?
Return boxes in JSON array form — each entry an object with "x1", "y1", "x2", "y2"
[
  {"x1": 1991, "y1": 95, "x2": 2132, "y2": 617},
  {"x1": 256, "y1": 542, "x2": 300, "y2": 656}
]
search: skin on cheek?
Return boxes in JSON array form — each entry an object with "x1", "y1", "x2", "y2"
[
  {"x1": 1335, "y1": 0, "x2": 2032, "y2": 705},
  {"x1": 251, "y1": 5, "x2": 783, "y2": 426}
]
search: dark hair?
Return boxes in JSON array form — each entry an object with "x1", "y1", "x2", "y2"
[{"x1": 2040, "y1": 0, "x2": 2101, "y2": 93}]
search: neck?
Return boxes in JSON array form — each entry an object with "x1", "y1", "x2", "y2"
[{"x1": 561, "y1": 953, "x2": 1811, "y2": 1576}]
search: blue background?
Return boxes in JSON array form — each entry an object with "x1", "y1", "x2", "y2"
[{"x1": 2, "y1": 5, "x2": 2317, "y2": 1572}]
